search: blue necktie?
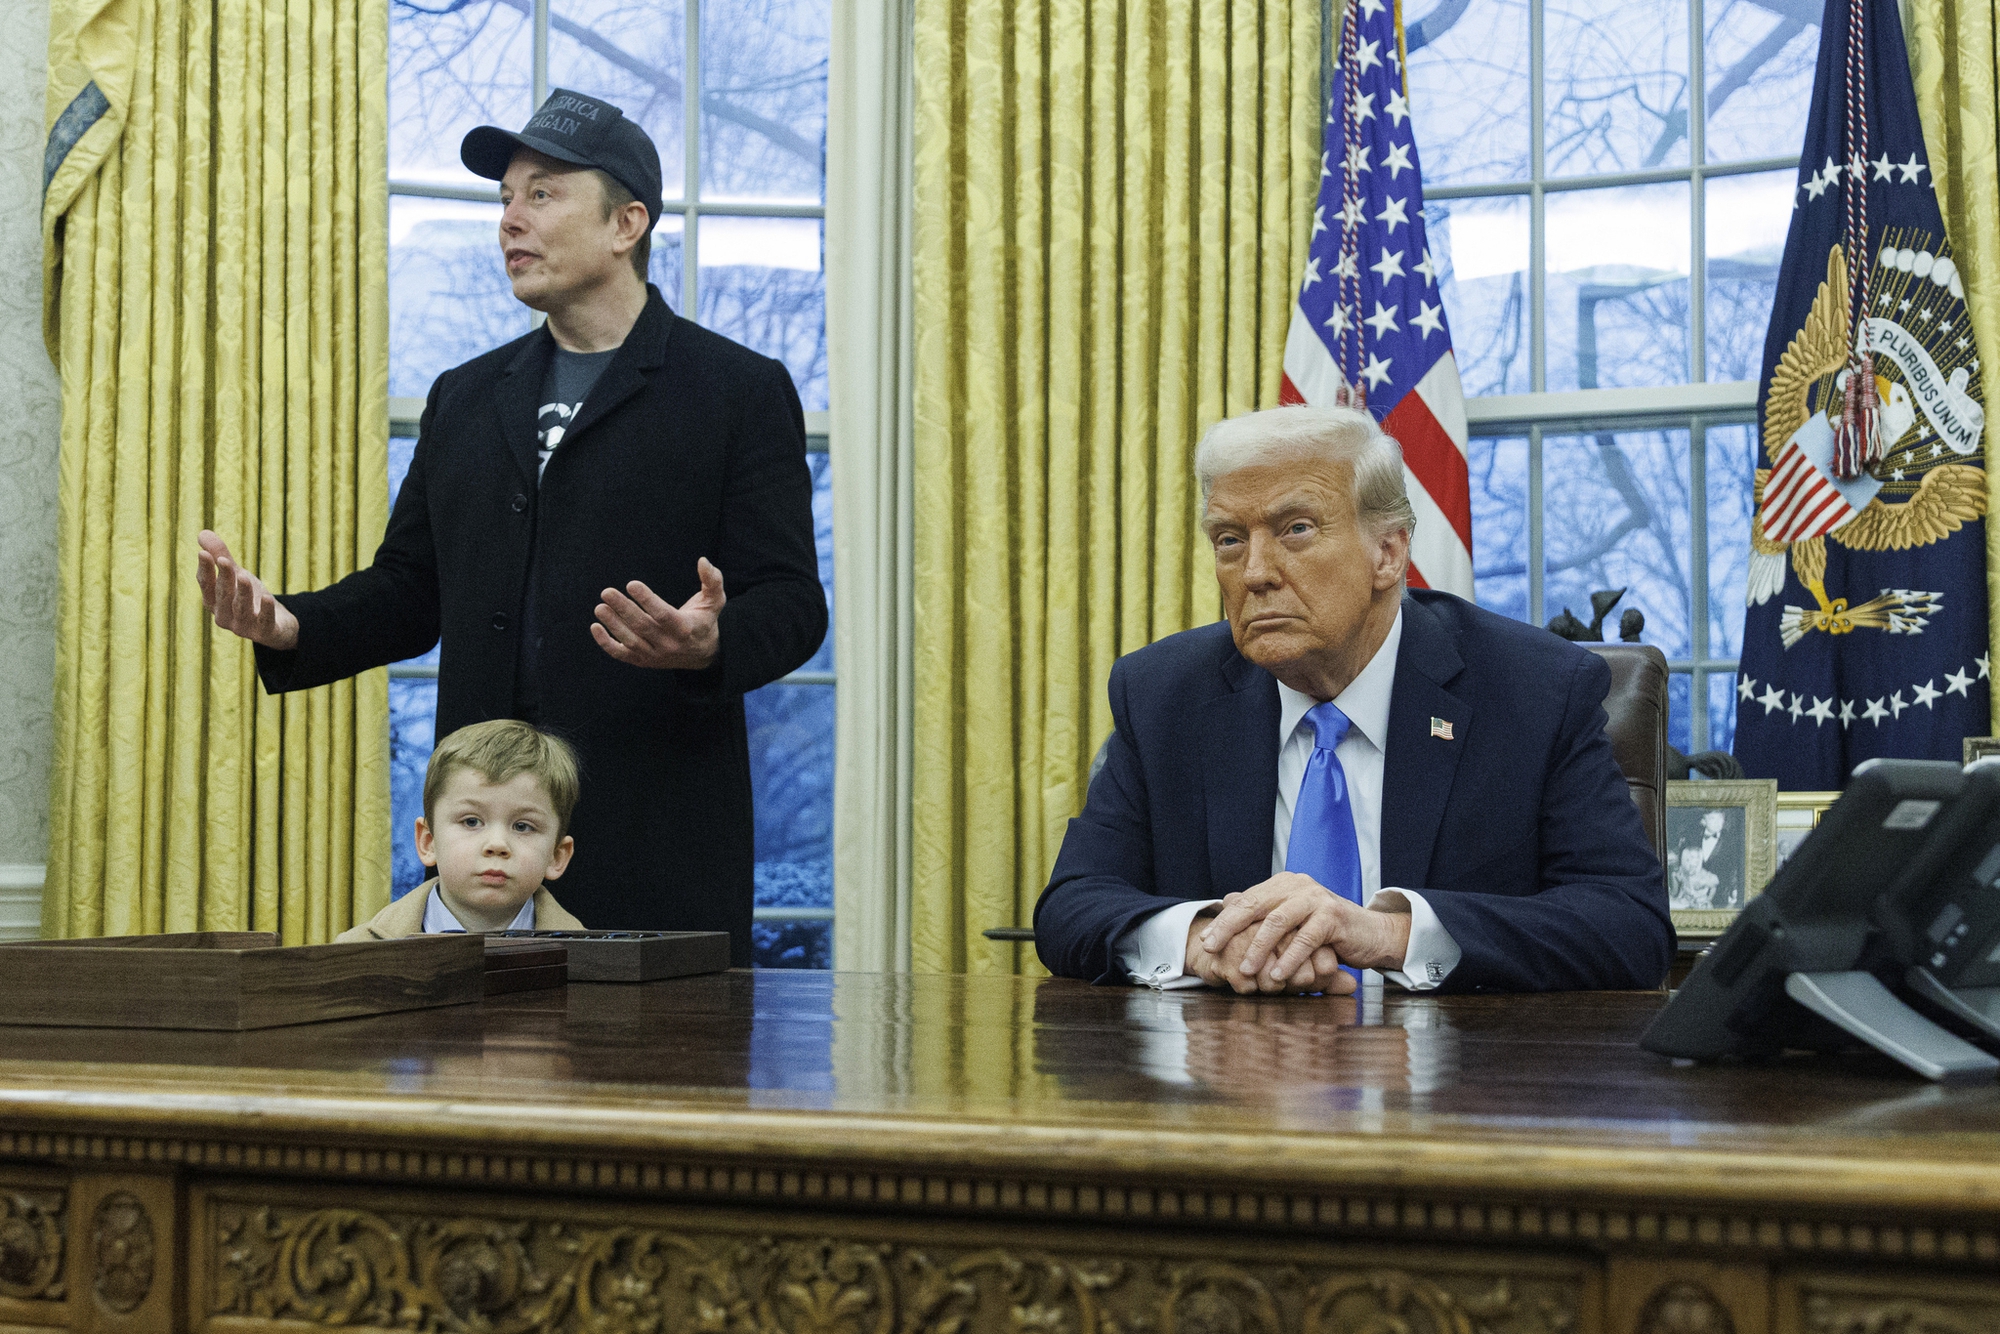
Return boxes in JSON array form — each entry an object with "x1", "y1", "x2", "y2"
[{"x1": 1285, "y1": 701, "x2": 1363, "y2": 983}]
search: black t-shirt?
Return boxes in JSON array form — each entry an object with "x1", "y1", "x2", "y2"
[{"x1": 517, "y1": 345, "x2": 620, "y2": 717}]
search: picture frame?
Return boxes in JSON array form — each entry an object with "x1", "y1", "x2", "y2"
[
  {"x1": 1963, "y1": 737, "x2": 2000, "y2": 766},
  {"x1": 1665, "y1": 779, "x2": 1777, "y2": 936},
  {"x1": 1773, "y1": 790, "x2": 1840, "y2": 875}
]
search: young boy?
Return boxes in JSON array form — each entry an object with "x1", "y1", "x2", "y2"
[{"x1": 337, "y1": 719, "x2": 588, "y2": 940}]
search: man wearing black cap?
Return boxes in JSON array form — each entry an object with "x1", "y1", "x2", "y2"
[{"x1": 194, "y1": 90, "x2": 827, "y2": 964}]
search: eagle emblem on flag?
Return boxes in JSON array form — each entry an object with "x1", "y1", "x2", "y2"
[{"x1": 1749, "y1": 235, "x2": 1986, "y2": 649}]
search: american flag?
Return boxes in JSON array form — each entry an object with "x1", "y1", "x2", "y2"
[{"x1": 1279, "y1": 0, "x2": 1472, "y2": 596}]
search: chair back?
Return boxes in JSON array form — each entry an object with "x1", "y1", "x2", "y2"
[{"x1": 1583, "y1": 643, "x2": 1669, "y2": 865}]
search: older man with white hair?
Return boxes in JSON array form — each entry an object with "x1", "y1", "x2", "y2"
[{"x1": 1034, "y1": 405, "x2": 1672, "y2": 994}]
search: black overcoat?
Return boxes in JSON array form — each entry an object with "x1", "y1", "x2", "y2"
[{"x1": 257, "y1": 288, "x2": 828, "y2": 963}]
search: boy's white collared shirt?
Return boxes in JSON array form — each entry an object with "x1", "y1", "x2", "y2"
[
  {"x1": 1115, "y1": 610, "x2": 1464, "y2": 991},
  {"x1": 422, "y1": 884, "x2": 538, "y2": 934}
]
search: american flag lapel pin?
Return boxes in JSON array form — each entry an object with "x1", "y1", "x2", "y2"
[{"x1": 1430, "y1": 717, "x2": 1454, "y2": 740}]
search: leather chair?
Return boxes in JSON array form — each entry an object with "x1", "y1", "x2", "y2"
[{"x1": 1583, "y1": 643, "x2": 1669, "y2": 867}]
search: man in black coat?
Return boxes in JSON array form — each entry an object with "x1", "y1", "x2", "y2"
[{"x1": 195, "y1": 90, "x2": 826, "y2": 963}]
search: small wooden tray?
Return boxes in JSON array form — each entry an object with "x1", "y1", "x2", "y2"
[
  {"x1": 483, "y1": 938, "x2": 569, "y2": 995},
  {"x1": 0, "y1": 932, "x2": 485, "y2": 1030},
  {"x1": 487, "y1": 930, "x2": 730, "y2": 982}
]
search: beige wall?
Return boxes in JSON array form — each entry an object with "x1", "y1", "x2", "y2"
[{"x1": 0, "y1": 0, "x2": 57, "y2": 938}]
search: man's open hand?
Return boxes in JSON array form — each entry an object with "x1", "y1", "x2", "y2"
[
  {"x1": 196, "y1": 530, "x2": 299, "y2": 650},
  {"x1": 1184, "y1": 913, "x2": 1356, "y2": 996},
  {"x1": 1198, "y1": 873, "x2": 1412, "y2": 987},
  {"x1": 592, "y1": 558, "x2": 726, "y2": 670}
]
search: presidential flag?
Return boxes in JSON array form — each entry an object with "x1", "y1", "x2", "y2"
[
  {"x1": 1734, "y1": 0, "x2": 1988, "y2": 787},
  {"x1": 1279, "y1": 0, "x2": 1472, "y2": 596}
]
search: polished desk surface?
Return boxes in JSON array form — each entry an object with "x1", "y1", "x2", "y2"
[{"x1": 3, "y1": 971, "x2": 1999, "y2": 1221}]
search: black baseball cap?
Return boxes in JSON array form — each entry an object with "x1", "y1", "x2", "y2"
[{"x1": 461, "y1": 89, "x2": 663, "y2": 227}]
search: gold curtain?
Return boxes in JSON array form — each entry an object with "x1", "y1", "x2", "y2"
[
  {"x1": 1907, "y1": 0, "x2": 2000, "y2": 710},
  {"x1": 909, "y1": 0, "x2": 1323, "y2": 971},
  {"x1": 40, "y1": 0, "x2": 391, "y2": 941}
]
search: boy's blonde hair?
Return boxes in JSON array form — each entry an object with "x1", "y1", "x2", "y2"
[{"x1": 423, "y1": 720, "x2": 583, "y2": 837}]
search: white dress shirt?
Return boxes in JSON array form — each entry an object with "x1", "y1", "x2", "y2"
[
  {"x1": 421, "y1": 884, "x2": 538, "y2": 934},
  {"x1": 1114, "y1": 610, "x2": 1464, "y2": 990}
]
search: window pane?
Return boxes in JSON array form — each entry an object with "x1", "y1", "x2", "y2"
[
  {"x1": 1667, "y1": 670, "x2": 1692, "y2": 754},
  {"x1": 389, "y1": 198, "x2": 529, "y2": 399},
  {"x1": 1545, "y1": 182, "x2": 1691, "y2": 391},
  {"x1": 753, "y1": 920, "x2": 831, "y2": 968},
  {"x1": 1705, "y1": 170, "x2": 1791, "y2": 382},
  {"x1": 389, "y1": 678, "x2": 438, "y2": 898},
  {"x1": 1705, "y1": 422, "x2": 1757, "y2": 660},
  {"x1": 1709, "y1": 671, "x2": 1740, "y2": 755},
  {"x1": 1469, "y1": 435, "x2": 1530, "y2": 623},
  {"x1": 1543, "y1": 427, "x2": 1693, "y2": 657},
  {"x1": 1703, "y1": 0, "x2": 1819, "y2": 164},
  {"x1": 1406, "y1": 0, "x2": 1531, "y2": 186},
  {"x1": 1426, "y1": 197, "x2": 1529, "y2": 396},
  {"x1": 389, "y1": 0, "x2": 534, "y2": 186},
  {"x1": 700, "y1": 0, "x2": 828, "y2": 203},
  {"x1": 1544, "y1": 0, "x2": 1691, "y2": 177},
  {"x1": 747, "y1": 682, "x2": 833, "y2": 913},
  {"x1": 696, "y1": 216, "x2": 828, "y2": 410},
  {"x1": 649, "y1": 213, "x2": 687, "y2": 309},
  {"x1": 549, "y1": 0, "x2": 688, "y2": 201}
]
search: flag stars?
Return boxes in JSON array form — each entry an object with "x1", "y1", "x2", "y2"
[
  {"x1": 1979, "y1": 654, "x2": 1991, "y2": 679},
  {"x1": 1364, "y1": 301, "x2": 1401, "y2": 337},
  {"x1": 1338, "y1": 197, "x2": 1366, "y2": 228},
  {"x1": 1900, "y1": 153, "x2": 1928, "y2": 182},
  {"x1": 1738, "y1": 676, "x2": 1756, "y2": 703},
  {"x1": 1912, "y1": 679, "x2": 1943, "y2": 709},
  {"x1": 1889, "y1": 690, "x2": 1909, "y2": 718},
  {"x1": 1377, "y1": 196, "x2": 1410, "y2": 232},
  {"x1": 1369, "y1": 248, "x2": 1406, "y2": 282},
  {"x1": 1806, "y1": 696, "x2": 1835, "y2": 725},
  {"x1": 1862, "y1": 697, "x2": 1889, "y2": 725},
  {"x1": 1344, "y1": 143, "x2": 1372, "y2": 177},
  {"x1": 1872, "y1": 152, "x2": 1897, "y2": 179},
  {"x1": 1312, "y1": 205, "x2": 1326, "y2": 238},
  {"x1": 1385, "y1": 89, "x2": 1410, "y2": 126},
  {"x1": 1383, "y1": 141, "x2": 1415, "y2": 180},
  {"x1": 1759, "y1": 683, "x2": 1785, "y2": 714},
  {"x1": 1412, "y1": 300, "x2": 1445, "y2": 337},
  {"x1": 1355, "y1": 38, "x2": 1382, "y2": 74},
  {"x1": 1361, "y1": 352, "x2": 1394, "y2": 390},
  {"x1": 1787, "y1": 693, "x2": 1806, "y2": 721},
  {"x1": 1324, "y1": 305, "x2": 1353, "y2": 336},
  {"x1": 1839, "y1": 699, "x2": 1857, "y2": 728},
  {"x1": 1334, "y1": 252, "x2": 1359, "y2": 280},
  {"x1": 1946, "y1": 668, "x2": 1975, "y2": 697},
  {"x1": 1899, "y1": 297, "x2": 1913, "y2": 312},
  {"x1": 1416, "y1": 247, "x2": 1440, "y2": 286},
  {"x1": 1300, "y1": 256, "x2": 1324, "y2": 291},
  {"x1": 1353, "y1": 91, "x2": 1376, "y2": 123},
  {"x1": 1356, "y1": 0, "x2": 1386, "y2": 17}
]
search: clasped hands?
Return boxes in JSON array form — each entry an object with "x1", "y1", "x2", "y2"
[
  {"x1": 196, "y1": 530, "x2": 725, "y2": 670},
  {"x1": 1183, "y1": 872, "x2": 1413, "y2": 996}
]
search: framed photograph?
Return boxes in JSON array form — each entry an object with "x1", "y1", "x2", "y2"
[
  {"x1": 1665, "y1": 779, "x2": 1777, "y2": 935},
  {"x1": 1964, "y1": 737, "x2": 2000, "y2": 766},
  {"x1": 1773, "y1": 790, "x2": 1840, "y2": 874}
]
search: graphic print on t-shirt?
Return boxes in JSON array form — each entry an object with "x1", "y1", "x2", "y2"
[{"x1": 536, "y1": 400, "x2": 577, "y2": 478}]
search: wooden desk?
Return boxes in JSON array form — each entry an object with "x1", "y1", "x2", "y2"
[{"x1": 1, "y1": 972, "x2": 1997, "y2": 1334}]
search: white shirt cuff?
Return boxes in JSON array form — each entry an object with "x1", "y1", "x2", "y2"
[
  {"x1": 1114, "y1": 899, "x2": 1223, "y2": 988},
  {"x1": 1367, "y1": 888, "x2": 1461, "y2": 989}
]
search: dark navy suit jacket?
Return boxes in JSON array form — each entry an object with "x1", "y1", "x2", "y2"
[{"x1": 1033, "y1": 590, "x2": 1674, "y2": 991}]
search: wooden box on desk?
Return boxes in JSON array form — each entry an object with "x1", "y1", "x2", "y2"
[
  {"x1": 489, "y1": 929, "x2": 730, "y2": 981},
  {"x1": 0, "y1": 931, "x2": 485, "y2": 1030}
]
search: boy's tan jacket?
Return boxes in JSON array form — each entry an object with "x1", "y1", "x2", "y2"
[{"x1": 334, "y1": 880, "x2": 586, "y2": 943}]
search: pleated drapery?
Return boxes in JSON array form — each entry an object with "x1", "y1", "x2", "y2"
[
  {"x1": 909, "y1": 0, "x2": 1323, "y2": 972},
  {"x1": 1908, "y1": 0, "x2": 2000, "y2": 697},
  {"x1": 41, "y1": 0, "x2": 391, "y2": 941}
]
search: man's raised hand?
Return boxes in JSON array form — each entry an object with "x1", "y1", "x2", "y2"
[
  {"x1": 196, "y1": 531, "x2": 299, "y2": 650},
  {"x1": 592, "y1": 558, "x2": 726, "y2": 670}
]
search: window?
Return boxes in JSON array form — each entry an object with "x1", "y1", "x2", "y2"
[
  {"x1": 385, "y1": 0, "x2": 833, "y2": 965},
  {"x1": 1405, "y1": 0, "x2": 1818, "y2": 753}
]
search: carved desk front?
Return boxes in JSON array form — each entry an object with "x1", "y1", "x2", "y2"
[{"x1": 1, "y1": 972, "x2": 1997, "y2": 1334}]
